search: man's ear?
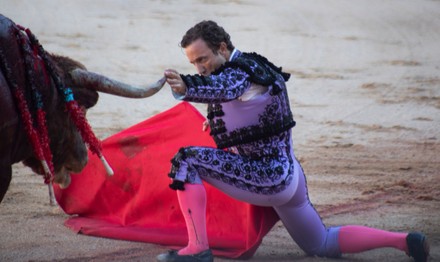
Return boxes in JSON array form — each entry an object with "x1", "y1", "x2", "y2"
[{"x1": 219, "y1": 42, "x2": 228, "y2": 57}]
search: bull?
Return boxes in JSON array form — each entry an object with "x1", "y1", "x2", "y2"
[{"x1": 0, "y1": 14, "x2": 165, "y2": 203}]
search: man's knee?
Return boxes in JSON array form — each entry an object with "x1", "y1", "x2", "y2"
[{"x1": 306, "y1": 227, "x2": 341, "y2": 258}]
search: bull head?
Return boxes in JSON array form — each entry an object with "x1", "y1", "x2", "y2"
[{"x1": 23, "y1": 54, "x2": 166, "y2": 189}]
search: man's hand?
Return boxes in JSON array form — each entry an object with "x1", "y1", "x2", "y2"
[{"x1": 164, "y1": 69, "x2": 187, "y2": 95}]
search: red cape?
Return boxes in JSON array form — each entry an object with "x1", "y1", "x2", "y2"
[{"x1": 54, "y1": 102, "x2": 279, "y2": 259}]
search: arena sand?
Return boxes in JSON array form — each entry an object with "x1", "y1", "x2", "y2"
[{"x1": 1, "y1": 0, "x2": 439, "y2": 261}]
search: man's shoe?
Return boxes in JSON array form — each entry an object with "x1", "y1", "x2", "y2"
[
  {"x1": 156, "y1": 249, "x2": 213, "y2": 262},
  {"x1": 406, "y1": 232, "x2": 430, "y2": 262}
]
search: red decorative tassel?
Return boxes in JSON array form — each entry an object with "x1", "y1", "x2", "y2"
[
  {"x1": 37, "y1": 109, "x2": 54, "y2": 183},
  {"x1": 13, "y1": 89, "x2": 45, "y2": 161},
  {"x1": 65, "y1": 100, "x2": 103, "y2": 158}
]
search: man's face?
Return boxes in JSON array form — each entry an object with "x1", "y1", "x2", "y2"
[{"x1": 185, "y1": 38, "x2": 227, "y2": 76}]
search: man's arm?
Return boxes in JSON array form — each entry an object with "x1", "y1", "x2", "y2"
[{"x1": 164, "y1": 67, "x2": 251, "y2": 104}]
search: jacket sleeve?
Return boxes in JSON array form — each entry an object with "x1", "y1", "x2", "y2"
[{"x1": 178, "y1": 67, "x2": 251, "y2": 103}]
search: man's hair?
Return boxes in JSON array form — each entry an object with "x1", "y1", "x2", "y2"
[{"x1": 180, "y1": 20, "x2": 235, "y2": 53}]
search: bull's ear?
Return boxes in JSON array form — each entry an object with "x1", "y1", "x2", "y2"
[{"x1": 70, "y1": 87, "x2": 99, "y2": 109}]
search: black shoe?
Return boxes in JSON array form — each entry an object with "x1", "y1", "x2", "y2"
[
  {"x1": 406, "y1": 232, "x2": 430, "y2": 262},
  {"x1": 156, "y1": 249, "x2": 213, "y2": 262}
]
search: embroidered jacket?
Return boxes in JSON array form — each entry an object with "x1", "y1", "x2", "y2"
[{"x1": 179, "y1": 51, "x2": 295, "y2": 149}]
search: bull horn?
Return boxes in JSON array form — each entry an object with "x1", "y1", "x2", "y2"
[{"x1": 70, "y1": 68, "x2": 166, "y2": 98}]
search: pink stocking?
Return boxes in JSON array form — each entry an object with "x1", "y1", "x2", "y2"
[
  {"x1": 338, "y1": 225, "x2": 408, "y2": 254},
  {"x1": 177, "y1": 183, "x2": 209, "y2": 255}
]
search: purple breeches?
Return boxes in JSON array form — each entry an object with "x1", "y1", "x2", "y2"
[{"x1": 169, "y1": 145, "x2": 341, "y2": 257}]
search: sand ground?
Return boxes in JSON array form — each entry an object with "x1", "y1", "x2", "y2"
[{"x1": 1, "y1": 0, "x2": 439, "y2": 261}]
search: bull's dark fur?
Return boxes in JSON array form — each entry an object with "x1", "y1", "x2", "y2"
[{"x1": 0, "y1": 14, "x2": 99, "y2": 202}]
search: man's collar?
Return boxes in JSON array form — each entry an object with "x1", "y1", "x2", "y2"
[{"x1": 229, "y1": 48, "x2": 240, "y2": 61}]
